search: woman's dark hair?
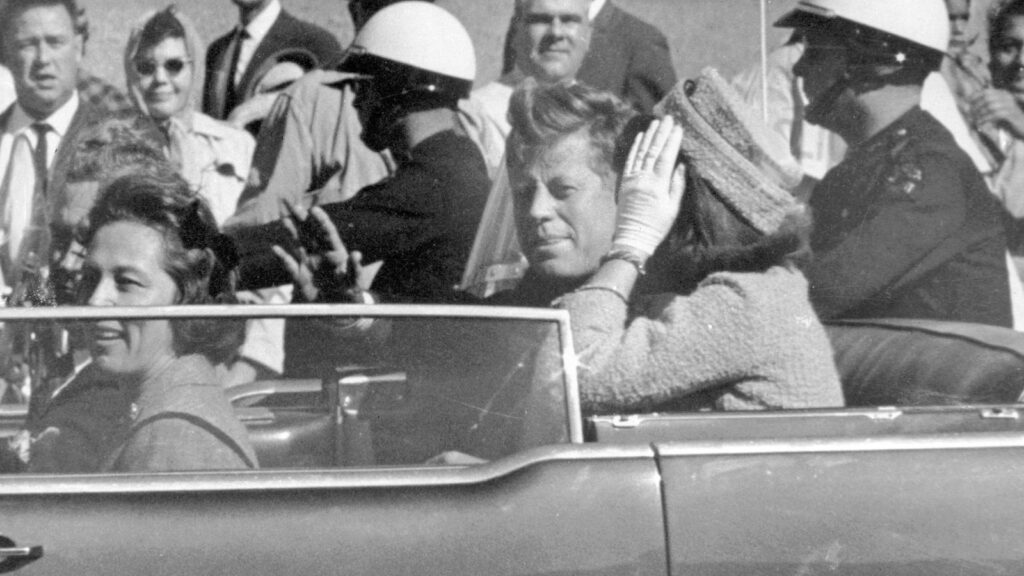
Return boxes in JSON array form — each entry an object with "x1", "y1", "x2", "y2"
[
  {"x1": 134, "y1": 6, "x2": 187, "y2": 57},
  {"x1": 507, "y1": 79, "x2": 637, "y2": 180},
  {"x1": 81, "y1": 172, "x2": 244, "y2": 364},
  {"x1": 990, "y1": 0, "x2": 1024, "y2": 49},
  {"x1": 644, "y1": 172, "x2": 811, "y2": 295},
  {"x1": 989, "y1": 0, "x2": 1024, "y2": 88}
]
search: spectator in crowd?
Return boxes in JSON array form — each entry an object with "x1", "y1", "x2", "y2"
[
  {"x1": 202, "y1": 0, "x2": 342, "y2": 123},
  {"x1": 25, "y1": 173, "x2": 256, "y2": 473},
  {"x1": 49, "y1": 110, "x2": 171, "y2": 303},
  {"x1": 221, "y1": 0, "x2": 397, "y2": 231},
  {"x1": 125, "y1": 6, "x2": 255, "y2": 225},
  {"x1": 474, "y1": 0, "x2": 593, "y2": 140},
  {"x1": 972, "y1": 0, "x2": 1024, "y2": 250},
  {"x1": 943, "y1": 0, "x2": 991, "y2": 131},
  {"x1": 0, "y1": 0, "x2": 108, "y2": 303},
  {"x1": 225, "y1": 0, "x2": 504, "y2": 233},
  {"x1": 232, "y1": 1, "x2": 489, "y2": 305},
  {"x1": 127, "y1": 7, "x2": 292, "y2": 387},
  {"x1": 499, "y1": 0, "x2": 676, "y2": 114},
  {"x1": 778, "y1": 0, "x2": 1013, "y2": 326}
]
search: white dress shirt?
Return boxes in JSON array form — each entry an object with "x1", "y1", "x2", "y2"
[
  {"x1": 233, "y1": 0, "x2": 282, "y2": 87},
  {"x1": 0, "y1": 91, "x2": 80, "y2": 183}
]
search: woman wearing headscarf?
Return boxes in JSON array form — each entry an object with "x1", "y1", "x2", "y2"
[
  {"x1": 126, "y1": 7, "x2": 286, "y2": 386},
  {"x1": 124, "y1": 6, "x2": 255, "y2": 225}
]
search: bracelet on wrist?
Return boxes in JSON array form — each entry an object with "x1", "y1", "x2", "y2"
[
  {"x1": 574, "y1": 284, "x2": 630, "y2": 305},
  {"x1": 600, "y1": 248, "x2": 649, "y2": 276}
]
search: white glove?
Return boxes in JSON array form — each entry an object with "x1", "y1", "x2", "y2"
[{"x1": 612, "y1": 116, "x2": 686, "y2": 257}]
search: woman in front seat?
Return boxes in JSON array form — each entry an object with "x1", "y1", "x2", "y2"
[{"x1": 36, "y1": 172, "x2": 258, "y2": 472}]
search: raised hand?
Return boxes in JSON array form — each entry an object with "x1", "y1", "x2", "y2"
[
  {"x1": 970, "y1": 88, "x2": 1024, "y2": 139},
  {"x1": 613, "y1": 115, "x2": 686, "y2": 257},
  {"x1": 271, "y1": 200, "x2": 369, "y2": 303}
]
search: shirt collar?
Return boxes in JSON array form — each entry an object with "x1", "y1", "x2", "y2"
[
  {"x1": 589, "y1": 0, "x2": 606, "y2": 20},
  {"x1": 242, "y1": 0, "x2": 282, "y2": 43},
  {"x1": 7, "y1": 91, "x2": 79, "y2": 137}
]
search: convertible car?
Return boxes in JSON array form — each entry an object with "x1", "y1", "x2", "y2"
[{"x1": 1, "y1": 304, "x2": 1024, "y2": 575}]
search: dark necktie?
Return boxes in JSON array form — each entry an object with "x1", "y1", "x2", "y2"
[
  {"x1": 224, "y1": 29, "x2": 250, "y2": 117},
  {"x1": 30, "y1": 123, "x2": 50, "y2": 195}
]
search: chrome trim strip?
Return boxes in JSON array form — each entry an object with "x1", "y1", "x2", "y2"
[
  {"x1": 0, "y1": 444, "x2": 655, "y2": 495},
  {"x1": 655, "y1": 431, "x2": 1024, "y2": 457},
  {"x1": 0, "y1": 304, "x2": 570, "y2": 322}
]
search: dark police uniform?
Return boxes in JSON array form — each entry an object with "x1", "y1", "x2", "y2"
[
  {"x1": 232, "y1": 129, "x2": 491, "y2": 304},
  {"x1": 806, "y1": 107, "x2": 1013, "y2": 327}
]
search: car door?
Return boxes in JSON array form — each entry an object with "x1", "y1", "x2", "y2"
[
  {"x1": 0, "y1": 445, "x2": 667, "y2": 576},
  {"x1": 594, "y1": 408, "x2": 1024, "y2": 576}
]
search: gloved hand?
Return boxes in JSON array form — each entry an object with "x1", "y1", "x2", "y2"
[{"x1": 613, "y1": 116, "x2": 686, "y2": 257}]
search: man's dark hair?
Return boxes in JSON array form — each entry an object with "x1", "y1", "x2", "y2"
[
  {"x1": 0, "y1": 0, "x2": 85, "y2": 41},
  {"x1": 507, "y1": 79, "x2": 636, "y2": 181}
]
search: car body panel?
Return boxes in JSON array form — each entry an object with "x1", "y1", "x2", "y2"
[
  {"x1": 659, "y1": 435, "x2": 1024, "y2": 576},
  {"x1": 0, "y1": 445, "x2": 666, "y2": 576}
]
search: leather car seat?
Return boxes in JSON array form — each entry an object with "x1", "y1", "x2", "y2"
[{"x1": 826, "y1": 319, "x2": 1024, "y2": 406}]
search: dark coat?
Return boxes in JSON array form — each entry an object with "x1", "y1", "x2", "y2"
[
  {"x1": 805, "y1": 107, "x2": 1013, "y2": 327},
  {"x1": 232, "y1": 129, "x2": 491, "y2": 304},
  {"x1": 500, "y1": 1, "x2": 677, "y2": 114},
  {"x1": 202, "y1": 10, "x2": 343, "y2": 120},
  {"x1": 576, "y1": 2, "x2": 677, "y2": 114}
]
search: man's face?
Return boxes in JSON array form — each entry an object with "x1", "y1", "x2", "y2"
[
  {"x1": 792, "y1": 28, "x2": 851, "y2": 128},
  {"x1": 946, "y1": 0, "x2": 971, "y2": 54},
  {"x1": 351, "y1": 77, "x2": 393, "y2": 152},
  {"x1": 515, "y1": 0, "x2": 591, "y2": 83},
  {"x1": 3, "y1": 3, "x2": 83, "y2": 119},
  {"x1": 511, "y1": 130, "x2": 617, "y2": 283},
  {"x1": 992, "y1": 14, "x2": 1024, "y2": 93}
]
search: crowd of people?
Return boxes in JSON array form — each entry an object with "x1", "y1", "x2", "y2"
[{"x1": 0, "y1": 0, "x2": 1021, "y2": 472}]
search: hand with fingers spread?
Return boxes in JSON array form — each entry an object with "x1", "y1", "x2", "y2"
[
  {"x1": 614, "y1": 115, "x2": 687, "y2": 257},
  {"x1": 970, "y1": 88, "x2": 1024, "y2": 139},
  {"x1": 271, "y1": 201, "x2": 370, "y2": 303}
]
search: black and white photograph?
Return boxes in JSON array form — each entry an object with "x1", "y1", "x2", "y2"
[{"x1": 1, "y1": 0, "x2": 1024, "y2": 573}]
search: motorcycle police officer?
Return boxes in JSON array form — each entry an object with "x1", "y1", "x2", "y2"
[{"x1": 778, "y1": 0, "x2": 1014, "y2": 326}]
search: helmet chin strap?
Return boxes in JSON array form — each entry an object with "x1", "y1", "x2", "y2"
[{"x1": 804, "y1": 64, "x2": 904, "y2": 127}]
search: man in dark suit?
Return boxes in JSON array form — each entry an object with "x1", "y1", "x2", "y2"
[
  {"x1": 0, "y1": 0, "x2": 105, "y2": 301},
  {"x1": 501, "y1": 0, "x2": 676, "y2": 113},
  {"x1": 203, "y1": 0, "x2": 343, "y2": 122}
]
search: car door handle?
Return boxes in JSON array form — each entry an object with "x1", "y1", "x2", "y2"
[{"x1": 0, "y1": 546, "x2": 41, "y2": 560}]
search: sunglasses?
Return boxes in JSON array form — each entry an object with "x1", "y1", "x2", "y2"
[{"x1": 133, "y1": 58, "x2": 191, "y2": 77}]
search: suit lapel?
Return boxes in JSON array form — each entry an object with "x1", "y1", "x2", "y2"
[
  {"x1": 236, "y1": 10, "x2": 293, "y2": 99},
  {"x1": 47, "y1": 101, "x2": 97, "y2": 216},
  {"x1": 211, "y1": 32, "x2": 239, "y2": 119}
]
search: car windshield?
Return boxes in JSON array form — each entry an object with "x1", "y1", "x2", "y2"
[{"x1": 0, "y1": 304, "x2": 579, "y2": 472}]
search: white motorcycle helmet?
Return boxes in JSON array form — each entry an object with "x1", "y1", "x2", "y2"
[
  {"x1": 776, "y1": 0, "x2": 949, "y2": 124},
  {"x1": 340, "y1": 1, "x2": 476, "y2": 152}
]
